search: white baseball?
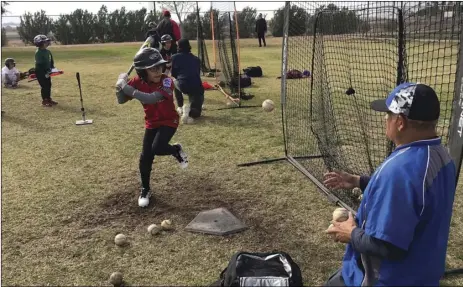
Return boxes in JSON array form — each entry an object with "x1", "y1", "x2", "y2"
[
  {"x1": 114, "y1": 233, "x2": 127, "y2": 246},
  {"x1": 161, "y1": 219, "x2": 173, "y2": 230},
  {"x1": 262, "y1": 99, "x2": 275, "y2": 112},
  {"x1": 109, "y1": 271, "x2": 123, "y2": 285},
  {"x1": 147, "y1": 224, "x2": 161, "y2": 235},
  {"x1": 332, "y1": 208, "x2": 349, "y2": 222}
]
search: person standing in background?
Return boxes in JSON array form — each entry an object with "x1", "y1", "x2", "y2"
[
  {"x1": 156, "y1": 10, "x2": 181, "y2": 55},
  {"x1": 255, "y1": 13, "x2": 267, "y2": 47}
]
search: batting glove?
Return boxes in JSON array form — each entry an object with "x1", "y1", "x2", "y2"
[
  {"x1": 115, "y1": 78, "x2": 127, "y2": 91},
  {"x1": 118, "y1": 73, "x2": 128, "y2": 82}
]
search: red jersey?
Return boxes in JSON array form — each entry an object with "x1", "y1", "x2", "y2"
[{"x1": 127, "y1": 75, "x2": 179, "y2": 129}]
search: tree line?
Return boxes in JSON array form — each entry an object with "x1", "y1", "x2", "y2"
[{"x1": 7, "y1": 3, "x2": 454, "y2": 46}]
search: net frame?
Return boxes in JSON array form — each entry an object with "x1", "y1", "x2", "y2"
[
  {"x1": 197, "y1": 2, "x2": 211, "y2": 75},
  {"x1": 277, "y1": 1, "x2": 463, "y2": 213},
  {"x1": 210, "y1": 2, "x2": 244, "y2": 106}
]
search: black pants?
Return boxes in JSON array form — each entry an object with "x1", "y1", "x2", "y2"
[
  {"x1": 258, "y1": 32, "x2": 266, "y2": 47},
  {"x1": 324, "y1": 268, "x2": 346, "y2": 287},
  {"x1": 174, "y1": 90, "x2": 204, "y2": 118},
  {"x1": 36, "y1": 74, "x2": 51, "y2": 100},
  {"x1": 139, "y1": 126, "x2": 178, "y2": 190}
]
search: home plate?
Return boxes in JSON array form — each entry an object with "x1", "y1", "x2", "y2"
[{"x1": 185, "y1": 207, "x2": 247, "y2": 236}]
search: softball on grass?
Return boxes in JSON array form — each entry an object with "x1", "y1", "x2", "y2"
[
  {"x1": 332, "y1": 207, "x2": 349, "y2": 222},
  {"x1": 147, "y1": 224, "x2": 161, "y2": 235},
  {"x1": 161, "y1": 219, "x2": 173, "y2": 230},
  {"x1": 114, "y1": 233, "x2": 128, "y2": 246},
  {"x1": 109, "y1": 271, "x2": 123, "y2": 286},
  {"x1": 262, "y1": 99, "x2": 275, "y2": 112}
]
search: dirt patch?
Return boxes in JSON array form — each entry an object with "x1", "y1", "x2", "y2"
[{"x1": 74, "y1": 172, "x2": 254, "y2": 232}]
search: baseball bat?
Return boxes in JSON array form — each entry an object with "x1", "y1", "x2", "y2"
[
  {"x1": 76, "y1": 72, "x2": 85, "y2": 116},
  {"x1": 127, "y1": 36, "x2": 155, "y2": 76}
]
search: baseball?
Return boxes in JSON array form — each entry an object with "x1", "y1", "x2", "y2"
[
  {"x1": 262, "y1": 99, "x2": 275, "y2": 112},
  {"x1": 109, "y1": 271, "x2": 123, "y2": 286},
  {"x1": 332, "y1": 208, "x2": 349, "y2": 222},
  {"x1": 161, "y1": 219, "x2": 173, "y2": 230},
  {"x1": 147, "y1": 224, "x2": 161, "y2": 235},
  {"x1": 327, "y1": 224, "x2": 336, "y2": 240},
  {"x1": 114, "y1": 233, "x2": 127, "y2": 246}
]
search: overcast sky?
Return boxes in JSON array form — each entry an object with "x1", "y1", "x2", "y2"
[{"x1": 2, "y1": 1, "x2": 286, "y2": 25}]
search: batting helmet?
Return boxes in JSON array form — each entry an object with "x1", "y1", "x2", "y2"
[
  {"x1": 33, "y1": 34, "x2": 51, "y2": 47},
  {"x1": 4, "y1": 58, "x2": 15, "y2": 67},
  {"x1": 161, "y1": 34, "x2": 173, "y2": 43},
  {"x1": 133, "y1": 48, "x2": 167, "y2": 82}
]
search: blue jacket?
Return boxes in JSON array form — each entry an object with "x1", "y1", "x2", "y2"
[
  {"x1": 171, "y1": 52, "x2": 204, "y2": 95},
  {"x1": 343, "y1": 137, "x2": 456, "y2": 286}
]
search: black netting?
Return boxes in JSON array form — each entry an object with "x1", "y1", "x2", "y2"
[
  {"x1": 282, "y1": 2, "x2": 462, "y2": 210},
  {"x1": 197, "y1": 4, "x2": 211, "y2": 74},
  {"x1": 402, "y1": 2, "x2": 462, "y2": 147},
  {"x1": 212, "y1": 2, "x2": 242, "y2": 99}
]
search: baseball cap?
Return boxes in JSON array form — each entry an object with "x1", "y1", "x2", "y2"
[
  {"x1": 163, "y1": 10, "x2": 171, "y2": 17},
  {"x1": 370, "y1": 82, "x2": 440, "y2": 121}
]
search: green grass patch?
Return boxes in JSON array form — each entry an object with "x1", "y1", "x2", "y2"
[{"x1": 1, "y1": 37, "x2": 462, "y2": 286}]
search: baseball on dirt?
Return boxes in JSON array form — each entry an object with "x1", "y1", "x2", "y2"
[
  {"x1": 114, "y1": 233, "x2": 127, "y2": 246},
  {"x1": 161, "y1": 219, "x2": 173, "y2": 230},
  {"x1": 262, "y1": 99, "x2": 275, "y2": 112},
  {"x1": 147, "y1": 224, "x2": 161, "y2": 235},
  {"x1": 332, "y1": 208, "x2": 349, "y2": 222},
  {"x1": 109, "y1": 271, "x2": 123, "y2": 286}
]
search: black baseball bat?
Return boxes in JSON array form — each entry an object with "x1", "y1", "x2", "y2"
[{"x1": 76, "y1": 72, "x2": 86, "y2": 116}]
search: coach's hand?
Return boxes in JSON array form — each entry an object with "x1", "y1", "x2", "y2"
[
  {"x1": 323, "y1": 170, "x2": 360, "y2": 190},
  {"x1": 326, "y1": 212, "x2": 357, "y2": 243}
]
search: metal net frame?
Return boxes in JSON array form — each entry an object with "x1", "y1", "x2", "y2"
[
  {"x1": 211, "y1": 2, "x2": 245, "y2": 105},
  {"x1": 197, "y1": 2, "x2": 211, "y2": 75},
  {"x1": 279, "y1": 1, "x2": 463, "y2": 212}
]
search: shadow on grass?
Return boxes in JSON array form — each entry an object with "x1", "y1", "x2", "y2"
[
  {"x1": 1, "y1": 113, "x2": 50, "y2": 132},
  {"x1": 194, "y1": 110, "x2": 274, "y2": 131},
  {"x1": 53, "y1": 103, "x2": 117, "y2": 118}
]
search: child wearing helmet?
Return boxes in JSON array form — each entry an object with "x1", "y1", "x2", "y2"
[
  {"x1": 115, "y1": 47, "x2": 188, "y2": 208},
  {"x1": 160, "y1": 34, "x2": 173, "y2": 74},
  {"x1": 2, "y1": 58, "x2": 20, "y2": 88},
  {"x1": 34, "y1": 34, "x2": 58, "y2": 107}
]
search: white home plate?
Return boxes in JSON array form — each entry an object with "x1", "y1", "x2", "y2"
[{"x1": 185, "y1": 207, "x2": 247, "y2": 236}]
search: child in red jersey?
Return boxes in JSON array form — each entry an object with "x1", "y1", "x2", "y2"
[{"x1": 115, "y1": 47, "x2": 188, "y2": 208}]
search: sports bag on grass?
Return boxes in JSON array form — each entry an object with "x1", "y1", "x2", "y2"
[
  {"x1": 211, "y1": 251, "x2": 303, "y2": 287},
  {"x1": 243, "y1": 66, "x2": 263, "y2": 77}
]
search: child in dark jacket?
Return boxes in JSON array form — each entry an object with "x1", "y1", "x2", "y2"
[
  {"x1": 171, "y1": 39, "x2": 205, "y2": 122},
  {"x1": 115, "y1": 47, "x2": 188, "y2": 208},
  {"x1": 34, "y1": 34, "x2": 58, "y2": 107}
]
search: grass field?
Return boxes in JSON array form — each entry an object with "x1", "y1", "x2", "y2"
[{"x1": 2, "y1": 37, "x2": 463, "y2": 286}]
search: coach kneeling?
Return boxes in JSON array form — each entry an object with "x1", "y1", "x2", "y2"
[
  {"x1": 322, "y1": 83, "x2": 457, "y2": 286},
  {"x1": 171, "y1": 39, "x2": 205, "y2": 119}
]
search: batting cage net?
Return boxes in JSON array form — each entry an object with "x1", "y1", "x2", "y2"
[
  {"x1": 197, "y1": 2, "x2": 211, "y2": 74},
  {"x1": 211, "y1": 1, "x2": 243, "y2": 102},
  {"x1": 281, "y1": 1, "x2": 463, "y2": 211}
]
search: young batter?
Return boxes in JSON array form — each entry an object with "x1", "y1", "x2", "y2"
[
  {"x1": 115, "y1": 47, "x2": 188, "y2": 208},
  {"x1": 34, "y1": 34, "x2": 58, "y2": 107}
]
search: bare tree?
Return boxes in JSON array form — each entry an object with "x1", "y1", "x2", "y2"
[
  {"x1": 1, "y1": 2, "x2": 9, "y2": 15},
  {"x1": 159, "y1": 1, "x2": 195, "y2": 36}
]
